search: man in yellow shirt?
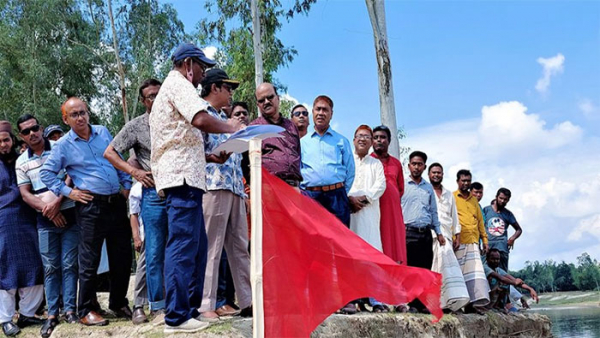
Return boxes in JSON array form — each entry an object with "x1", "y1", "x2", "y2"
[{"x1": 453, "y1": 169, "x2": 490, "y2": 314}]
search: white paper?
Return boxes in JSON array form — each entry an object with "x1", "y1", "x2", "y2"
[{"x1": 210, "y1": 125, "x2": 285, "y2": 154}]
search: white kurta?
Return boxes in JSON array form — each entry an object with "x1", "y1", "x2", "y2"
[
  {"x1": 431, "y1": 185, "x2": 470, "y2": 311},
  {"x1": 349, "y1": 153, "x2": 386, "y2": 251}
]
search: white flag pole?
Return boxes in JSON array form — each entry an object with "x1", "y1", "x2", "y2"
[{"x1": 249, "y1": 138, "x2": 264, "y2": 338}]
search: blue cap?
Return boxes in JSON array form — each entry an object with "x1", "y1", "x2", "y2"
[
  {"x1": 171, "y1": 43, "x2": 216, "y2": 67},
  {"x1": 43, "y1": 125, "x2": 64, "y2": 139}
]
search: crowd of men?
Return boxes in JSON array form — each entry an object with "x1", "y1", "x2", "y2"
[{"x1": 0, "y1": 42, "x2": 539, "y2": 337}]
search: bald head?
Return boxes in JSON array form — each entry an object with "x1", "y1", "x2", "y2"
[
  {"x1": 255, "y1": 83, "x2": 280, "y2": 121},
  {"x1": 62, "y1": 97, "x2": 90, "y2": 136}
]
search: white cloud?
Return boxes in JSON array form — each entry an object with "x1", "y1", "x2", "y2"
[
  {"x1": 568, "y1": 214, "x2": 600, "y2": 242},
  {"x1": 202, "y1": 46, "x2": 218, "y2": 61},
  {"x1": 578, "y1": 98, "x2": 598, "y2": 118},
  {"x1": 535, "y1": 53, "x2": 565, "y2": 94},
  {"x1": 406, "y1": 101, "x2": 600, "y2": 269}
]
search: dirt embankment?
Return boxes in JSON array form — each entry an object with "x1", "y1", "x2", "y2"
[{"x1": 18, "y1": 311, "x2": 551, "y2": 338}]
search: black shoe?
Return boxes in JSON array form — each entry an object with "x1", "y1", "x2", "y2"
[
  {"x1": 240, "y1": 306, "x2": 253, "y2": 318},
  {"x1": 65, "y1": 312, "x2": 79, "y2": 324},
  {"x1": 110, "y1": 305, "x2": 133, "y2": 319},
  {"x1": 1, "y1": 321, "x2": 20, "y2": 337},
  {"x1": 16, "y1": 314, "x2": 44, "y2": 328},
  {"x1": 40, "y1": 318, "x2": 59, "y2": 338}
]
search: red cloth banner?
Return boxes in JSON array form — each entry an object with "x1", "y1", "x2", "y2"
[{"x1": 261, "y1": 169, "x2": 443, "y2": 337}]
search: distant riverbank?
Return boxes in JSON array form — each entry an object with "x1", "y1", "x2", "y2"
[{"x1": 532, "y1": 290, "x2": 600, "y2": 308}]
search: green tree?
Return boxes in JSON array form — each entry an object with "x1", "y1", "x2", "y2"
[
  {"x1": 555, "y1": 262, "x2": 577, "y2": 291},
  {"x1": 575, "y1": 253, "x2": 600, "y2": 291},
  {"x1": 196, "y1": 0, "x2": 314, "y2": 119},
  {"x1": 0, "y1": 0, "x2": 105, "y2": 127}
]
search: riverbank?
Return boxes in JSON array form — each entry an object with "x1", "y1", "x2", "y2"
[
  {"x1": 16, "y1": 311, "x2": 552, "y2": 337},
  {"x1": 532, "y1": 290, "x2": 600, "y2": 308}
]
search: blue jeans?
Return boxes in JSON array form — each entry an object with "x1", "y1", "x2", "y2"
[
  {"x1": 164, "y1": 185, "x2": 207, "y2": 326},
  {"x1": 141, "y1": 187, "x2": 168, "y2": 311},
  {"x1": 303, "y1": 187, "x2": 351, "y2": 227},
  {"x1": 37, "y1": 211, "x2": 79, "y2": 316}
]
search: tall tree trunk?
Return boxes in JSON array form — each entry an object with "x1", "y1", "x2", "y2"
[
  {"x1": 108, "y1": 0, "x2": 129, "y2": 123},
  {"x1": 365, "y1": 0, "x2": 399, "y2": 159},
  {"x1": 251, "y1": 0, "x2": 264, "y2": 88}
]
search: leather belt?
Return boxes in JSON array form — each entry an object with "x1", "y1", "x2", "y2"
[
  {"x1": 406, "y1": 226, "x2": 430, "y2": 233},
  {"x1": 90, "y1": 193, "x2": 121, "y2": 204},
  {"x1": 306, "y1": 182, "x2": 344, "y2": 192}
]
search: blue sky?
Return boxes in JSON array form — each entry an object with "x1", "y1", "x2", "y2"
[{"x1": 167, "y1": 0, "x2": 600, "y2": 269}]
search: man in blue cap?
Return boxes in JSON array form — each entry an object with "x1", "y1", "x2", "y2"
[
  {"x1": 43, "y1": 125, "x2": 64, "y2": 141},
  {"x1": 149, "y1": 43, "x2": 244, "y2": 334}
]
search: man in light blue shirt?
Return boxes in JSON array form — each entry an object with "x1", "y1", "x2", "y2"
[
  {"x1": 401, "y1": 151, "x2": 445, "y2": 313},
  {"x1": 301, "y1": 95, "x2": 355, "y2": 228},
  {"x1": 40, "y1": 97, "x2": 133, "y2": 326}
]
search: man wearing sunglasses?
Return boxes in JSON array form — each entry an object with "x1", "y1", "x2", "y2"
[
  {"x1": 104, "y1": 78, "x2": 164, "y2": 326},
  {"x1": 197, "y1": 69, "x2": 251, "y2": 322},
  {"x1": 40, "y1": 98, "x2": 133, "y2": 327},
  {"x1": 249, "y1": 83, "x2": 302, "y2": 188},
  {"x1": 15, "y1": 114, "x2": 79, "y2": 336},
  {"x1": 290, "y1": 104, "x2": 310, "y2": 138},
  {"x1": 149, "y1": 43, "x2": 244, "y2": 334}
]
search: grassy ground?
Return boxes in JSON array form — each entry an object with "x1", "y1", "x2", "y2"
[{"x1": 533, "y1": 290, "x2": 600, "y2": 307}]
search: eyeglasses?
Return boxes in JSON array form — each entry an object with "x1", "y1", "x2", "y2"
[
  {"x1": 144, "y1": 94, "x2": 157, "y2": 102},
  {"x1": 292, "y1": 110, "x2": 308, "y2": 117},
  {"x1": 257, "y1": 94, "x2": 276, "y2": 105},
  {"x1": 233, "y1": 110, "x2": 248, "y2": 117},
  {"x1": 355, "y1": 134, "x2": 372, "y2": 140},
  {"x1": 20, "y1": 125, "x2": 41, "y2": 136},
  {"x1": 68, "y1": 111, "x2": 87, "y2": 119},
  {"x1": 222, "y1": 84, "x2": 233, "y2": 93}
]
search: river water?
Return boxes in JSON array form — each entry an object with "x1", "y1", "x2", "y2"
[{"x1": 531, "y1": 306, "x2": 600, "y2": 337}]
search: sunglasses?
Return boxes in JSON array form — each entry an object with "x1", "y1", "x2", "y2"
[
  {"x1": 257, "y1": 94, "x2": 276, "y2": 105},
  {"x1": 20, "y1": 124, "x2": 41, "y2": 136},
  {"x1": 68, "y1": 111, "x2": 87, "y2": 119},
  {"x1": 292, "y1": 110, "x2": 309, "y2": 117},
  {"x1": 233, "y1": 110, "x2": 249, "y2": 117}
]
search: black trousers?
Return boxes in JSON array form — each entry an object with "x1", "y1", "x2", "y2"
[
  {"x1": 75, "y1": 195, "x2": 132, "y2": 317},
  {"x1": 406, "y1": 227, "x2": 433, "y2": 311}
]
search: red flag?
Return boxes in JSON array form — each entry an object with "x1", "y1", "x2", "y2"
[{"x1": 261, "y1": 169, "x2": 443, "y2": 337}]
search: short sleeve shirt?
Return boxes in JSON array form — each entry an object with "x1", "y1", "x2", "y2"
[
  {"x1": 15, "y1": 139, "x2": 75, "y2": 211},
  {"x1": 111, "y1": 113, "x2": 152, "y2": 172},
  {"x1": 203, "y1": 106, "x2": 246, "y2": 198},
  {"x1": 484, "y1": 263, "x2": 508, "y2": 289},
  {"x1": 149, "y1": 70, "x2": 210, "y2": 193},
  {"x1": 483, "y1": 206, "x2": 517, "y2": 253}
]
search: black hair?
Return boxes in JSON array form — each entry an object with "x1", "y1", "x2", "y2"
[
  {"x1": 409, "y1": 150, "x2": 427, "y2": 163},
  {"x1": 138, "y1": 79, "x2": 162, "y2": 101},
  {"x1": 16, "y1": 114, "x2": 39, "y2": 131},
  {"x1": 428, "y1": 162, "x2": 443, "y2": 172},
  {"x1": 487, "y1": 248, "x2": 501, "y2": 259},
  {"x1": 291, "y1": 104, "x2": 307, "y2": 114},
  {"x1": 471, "y1": 182, "x2": 483, "y2": 190},
  {"x1": 497, "y1": 187, "x2": 512, "y2": 198},
  {"x1": 456, "y1": 169, "x2": 472, "y2": 180},
  {"x1": 373, "y1": 125, "x2": 391, "y2": 140},
  {"x1": 200, "y1": 80, "x2": 224, "y2": 98},
  {"x1": 232, "y1": 101, "x2": 249, "y2": 112}
]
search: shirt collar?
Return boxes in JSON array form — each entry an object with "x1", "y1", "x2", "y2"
[
  {"x1": 310, "y1": 126, "x2": 333, "y2": 138},
  {"x1": 408, "y1": 177, "x2": 426, "y2": 186},
  {"x1": 68, "y1": 124, "x2": 96, "y2": 141},
  {"x1": 26, "y1": 138, "x2": 52, "y2": 158},
  {"x1": 454, "y1": 190, "x2": 472, "y2": 200}
]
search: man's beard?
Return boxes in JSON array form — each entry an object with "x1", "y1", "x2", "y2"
[{"x1": 0, "y1": 149, "x2": 17, "y2": 163}]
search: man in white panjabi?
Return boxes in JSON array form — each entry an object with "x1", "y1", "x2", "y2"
[
  {"x1": 348, "y1": 125, "x2": 386, "y2": 251},
  {"x1": 348, "y1": 125, "x2": 388, "y2": 312},
  {"x1": 428, "y1": 163, "x2": 470, "y2": 312}
]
